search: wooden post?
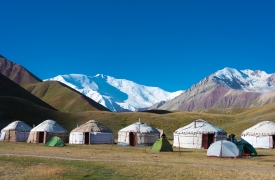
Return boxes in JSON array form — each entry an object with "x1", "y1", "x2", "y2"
[
  {"x1": 144, "y1": 134, "x2": 146, "y2": 153},
  {"x1": 178, "y1": 136, "x2": 181, "y2": 156}
]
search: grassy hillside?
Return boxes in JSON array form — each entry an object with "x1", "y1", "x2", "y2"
[
  {"x1": 23, "y1": 81, "x2": 110, "y2": 112},
  {"x1": 1, "y1": 95, "x2": 275, "y2": 139},
  {"x1": 0, "y1": 73, "x2": 56, "y2": 110}
]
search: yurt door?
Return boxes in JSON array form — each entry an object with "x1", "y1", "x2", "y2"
[
  {"x1": 38, "y1": 132, "x2": 44, "y2": 143},
  {"x1": 202, "y1": 134, "x2": 215, "y2": 149},
  {"x1": 129, "y1": 132, "x2": 137, "y2": 146},
  {"x1": 84, "y1": 132, "x2": 90, "y2": 145}
]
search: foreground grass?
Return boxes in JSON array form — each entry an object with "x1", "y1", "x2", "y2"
[{"x1": 1, "y1": 142, "x2": 275, "y2": 179}]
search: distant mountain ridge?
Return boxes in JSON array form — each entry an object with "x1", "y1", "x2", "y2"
[
  {"x1": 45, "y1": 74, "x2": 184, "y2": 112},
  {"x1": 0, "y1": 55, "x2": 41, "y2": 86},
  {"x1": 0, "y1": 55, "x2": 112, "y2": 113},
  {"x1": 157, "y1": 68, "x2": 275, "y2": 111}
]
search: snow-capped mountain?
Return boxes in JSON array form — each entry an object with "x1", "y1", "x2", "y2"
[
  {"x1": 157, "y1": 68, "x2": 275, "y2": 111},
  {"x1": 213, "y1": 68, "x2": 275, "y2": 93},
  {"x1": 44, "y1": 74, "x2": 184, "y2": 112}
]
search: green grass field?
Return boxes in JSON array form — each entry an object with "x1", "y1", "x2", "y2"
[{"x1": 1, "y1": 142, "x2": 275, "y2": 180}]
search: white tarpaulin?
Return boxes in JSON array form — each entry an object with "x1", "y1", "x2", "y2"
[
  {"x1": 241, "y1": 135, "x2": 272, "y2": 148},
  {"x1": 69, "y1": 132, "x2": 84, "y2": 144},
  {"x1": 0, "y1": 132, "x2": 5, "y2": 141},
  {"x1": 241, "y1": 121, "x2": 275, "y2": 148},
  {"x1": 90, "y1": 132, "x2": 113, "y2": 144},
  {"x1": 207, "y1": 141, "x2": 239, "y2": 157},
  {"x1": 69, "y1": 132, "x2": 113, "y2": 144}
]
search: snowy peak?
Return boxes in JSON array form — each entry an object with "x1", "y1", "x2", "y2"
[
  {"x1": 44, "y1": 74, "x2": 184, "y2": 112},
  {"x1": 213, "y1": 68, "x2": 275, "y2": 93}
]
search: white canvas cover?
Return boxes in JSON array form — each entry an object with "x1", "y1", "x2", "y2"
[
  {"x1": 69, "y1": 120, "x2": 114, "y2": 144},
  {"x1": 69, "y1": 132, "x2": 114, "y2": 144},
  {"x1": 30, "y1": 119, "x2": 68, "y2": 133},
  {"x1": 0, "y1": 121, "x2": 32, "y2": 142},
  {"x1": 207, "y1": 140, "x2": 239, "y2": 157},
  {"x1": 0, "y1": 132, "x2": 5, "y2": 140},
  {"x1": 173, "y1": 119, "x2": 227, "y2": 148},
  {"x1": 1, "y1": 121, "x2": 32, "y2": 132},
  {"x1": 241, "y1": 121, "x2": 275, "y2": 148},
  {"x1": 117, "y1": 121, "x2": 160, "y2": 146}
]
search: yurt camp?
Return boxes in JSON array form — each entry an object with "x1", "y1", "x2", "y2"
[
  {"x1": 117, "y1": 119, "x2": 160, "y2": 146},
  {"x1": 241, "y1": 121, "x2": 275, "y2": 148},
  {"x1": 173, "y1": 119, "x2": 227, "y2": 149},
  {"x1": 207, "y1": 140, "x2": 239, "y2": 158},
  {"x1": 0, "y1": 120, "x2": 32, "y2": 142},
  {"x1": 69, "y1": 120, "x2": 114, "y2": 144},
  {"x1": 27, "y1": 119, "x2": 69, "y2": 143}
]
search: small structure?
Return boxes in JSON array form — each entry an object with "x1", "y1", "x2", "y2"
[
  {"x1": 241, "y1": 121, "x2": 275, "y2": 148},
  {"x1": 150, "y1": 138, "x2": 173, "y2": 152},
  {"x1": 69, "y1": 120, "x2": 114, "y2": 144},
  {"x1": 0, "y1": 120, "x2": 32, "y2": 142},
  {"x1": 173, "y1": 119, "x2": 227, "y2": 149},
  {"x1": 235, "y1": 140, "x2": 258, "y2": 156},
  {"x1": 117, "y1": 119, "x2": 160, "y2": 146},
  {"x1": 27, "y1": 119, "x2": 69, "y2": 143},
  {"x1": 207, "y1": 140, "x2": 239, "y2": 158},
  {"x1": 45, "y1": 136, "x2": 66, "y2": 147}
]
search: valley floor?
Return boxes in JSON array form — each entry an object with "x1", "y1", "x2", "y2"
[{"x1": 0, "y1": 142, "x2": 275, "y2": 179}]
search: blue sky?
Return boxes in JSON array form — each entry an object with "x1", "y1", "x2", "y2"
[{"x1": 1, "y1": 1, "x2": 274, "y2": 92}]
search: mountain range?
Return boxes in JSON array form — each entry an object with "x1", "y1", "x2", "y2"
[
  {"x1": 44, "y1": 74, "x2": 184, "y2": 112},
  {"x1": 1, "y1": 54, "x2": 275, "y2": 113},
  {"x1": 157, "y1": 68, "x2": 275, "y2": 111}
]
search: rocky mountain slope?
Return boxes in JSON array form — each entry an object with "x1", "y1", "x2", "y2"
[
  {"x1": 157, "y1": 68, "x2": 275, "y2": 111},
  {"x1": 0, "y1": 55, "x2": 41, "y2": 85}
]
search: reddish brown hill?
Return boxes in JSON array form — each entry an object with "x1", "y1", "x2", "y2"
[{"x1": 0, "y1": 55, "x2": 41, "y2": 86}]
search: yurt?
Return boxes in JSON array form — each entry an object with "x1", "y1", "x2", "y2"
[
  {"x1": 173, "y1": 119, "x2": 227, "y2": 149},
  {"x1": 27, "y1": 119, "x2": 69, "y2": 143},
  {"x1": 0, "y1": 120, "x2": 32, "y2": 142},
  {"x1": 241, "y1": 121, "x2": 275, "y2": 148},
  {"x1": 117, "y1": 120, "x2": 160, "y2": 146},
  {"x1": 207, "y1": 140, "x2": 239, "y2": 158},
  {"x1": 69, "y1": 120, "x2": 114, "y2": 144}
]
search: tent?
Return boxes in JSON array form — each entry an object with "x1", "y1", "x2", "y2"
[
  {"x1": 235, "y1": 140, "x2": 258, "y2": 156},
  {"x1": 150, "y1": 138, "x2": 173, "y2": 152},
  {"x1": 27, "y1": 119, "x2": 69, "y2": 143},
  {"x1": 69, "y1": 120, "x2": 114, "y2": 144},
  {"x1": 207, "y1": 140, "x2": 239, "y2": 158},
  {"x1": 0, "y1": 120, "x2": 32, "y2": 142},
  {"x1": 241, "y1": 121, "x2": 275, "y2": 148},
  {"x1": 173, "y1": 119, "x2": 227, "y2": 149},
  {"x1": 117, "y1": 120, "x2": 160, "y2": 146},
  {"x1": 45, "y1": 136, "x2": 65, "y2": 147}
]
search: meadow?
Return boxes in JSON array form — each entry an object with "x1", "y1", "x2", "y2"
[{"x1": 1, "y1": 141, "x2": 275, "y2": 180}]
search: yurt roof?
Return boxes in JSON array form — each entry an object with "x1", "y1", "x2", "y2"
[
  {"x1": 71, "y1": 120, "x2": 113, "y2": 133},
  {"x1": 1, "y1": 121, "x2": 32, "y2": 132},
  {"x1": 174, "y1": 119, "x2": 226, "y2": 134},
  {"x1": 241, "y1": 121, "x2": 275, "y2": 136},
  {"x1": 118, "y1": 122, "x2": 159, "y2": 134},
  {"x1": 30, "y1": 119, "x2": 68, "y2": 133}
]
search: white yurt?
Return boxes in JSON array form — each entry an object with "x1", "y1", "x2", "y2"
[
  {"x1": 207, "y1": 140, "x2": 239, "y2": 158},
  {"x1": 241, "y1": 121, "x2": 275, "y2": 148},
  {"x1": 69, "y1": 120, "x2": 114, "y2": 144},
  {"x1": 0, "y1": 120, "x2": 32, "y2": 142},
  {"x1": 173, "y1": 119, "x2": 227, "y2": 149},
  {"x1": 27, "y1": 119, "x2": 69, "y2": 143},
  {"x1": 117, "y1": 119, "x2": 160, "y2": 146}
]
